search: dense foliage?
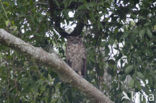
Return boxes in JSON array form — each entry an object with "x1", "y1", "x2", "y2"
[{"x1": 0, "y1": 0, "x2": 155, "y2": 103}]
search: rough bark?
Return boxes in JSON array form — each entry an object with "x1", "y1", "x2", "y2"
[{"x1": 0, "y1": 29, "x2": 114, "y2": 103}]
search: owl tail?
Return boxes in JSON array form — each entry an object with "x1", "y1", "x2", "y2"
[{"x1": 81, "y1": 58, "x2": 86, "y2": 78}]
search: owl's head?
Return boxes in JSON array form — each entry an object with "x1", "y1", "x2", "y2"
[{"x1": 67, "y1": 36, "x2": 82, "y2": 44}]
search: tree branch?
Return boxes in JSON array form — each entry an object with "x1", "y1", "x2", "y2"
[{"x1": 0, "y1": 29, "x2": 114, "y2": 103}]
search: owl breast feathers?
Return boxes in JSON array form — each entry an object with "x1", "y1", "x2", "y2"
[{"x1": 66, "y1": 36, "x2": 86, "y2": 76}]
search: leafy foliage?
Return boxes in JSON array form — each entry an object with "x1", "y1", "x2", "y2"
[{"x1": 0, "y1": 0, "x2": 156, "y2": 103}]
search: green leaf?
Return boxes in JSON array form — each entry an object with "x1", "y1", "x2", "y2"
[
  {"x1": 139, "y1": 29, "x2": 145, "y2": 39},
  {"x1": 125, "y1": 65, "x2": 134, "y2": 74},
  {"x1": 128, "y1": 78, "x2": 134, "y2": 88},
  {"x1": 0, "y1": 53, "x2": 2, "y2": 59},
  {"x1": 134, "y1": 80, "x2": 141, "y2": 91},
  {"x1": 154, "y1": 25, "x2": 156, "y2": 31},
  {"x1": 5, "y1": 20, "x2": 11, "y2": 27},
  {"x1": 3, "y1": 1, "x2": 9, "y2": 6},
  {"x1": 137, "y1": 72, "x2": 144, "y2": 79},
  {"x1": 105, "y1": 45, "x2": 110, "y2": 55},
  {"x1": 54, "y1": 0, "x2": 60, "y2": 8},
  {"x1": 146, "y1": 28, "x2": 152, "y2": 38}
]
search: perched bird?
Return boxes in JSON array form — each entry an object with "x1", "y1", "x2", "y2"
[{"x1": 66, "y1": 36, "x2": 86, "y2": 76}]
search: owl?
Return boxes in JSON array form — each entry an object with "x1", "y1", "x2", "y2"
[{"x1": 66, "y1": 36, "x2": 86, "y2": 76}]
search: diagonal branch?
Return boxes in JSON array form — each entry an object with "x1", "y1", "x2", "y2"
[{"x1": 0, "y1": 29, "x2": 114, "y2": 103}]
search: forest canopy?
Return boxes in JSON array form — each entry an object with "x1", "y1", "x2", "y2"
[{"x1": 0, "y1": 0, "x2": 155, "y2": 103}]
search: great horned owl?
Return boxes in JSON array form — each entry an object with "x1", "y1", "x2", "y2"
[{"x1": 66, "y1": 36, "x2": 86, "y2": 76}]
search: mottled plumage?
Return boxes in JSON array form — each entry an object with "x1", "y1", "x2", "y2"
[{"x1": 66, "y1": 36, "x2": 86, "y2": 76}]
